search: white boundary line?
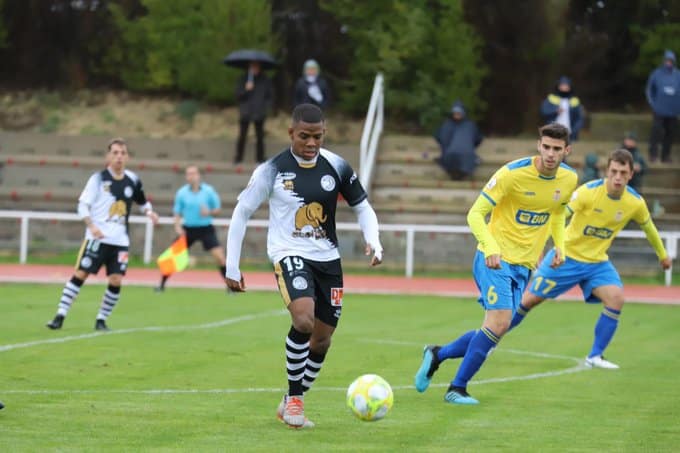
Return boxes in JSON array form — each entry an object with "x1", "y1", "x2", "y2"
[
  {"x1": 1, "y1": 327, "x2": 588, "y2": 395},
  {"x1": 0, "y1": 309, "x2": 287, "y2": 353}
]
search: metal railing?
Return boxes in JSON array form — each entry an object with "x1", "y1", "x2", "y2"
[
  {"x1": 359, "y1": 73, "x2": 385, "y2": 192},
  {"x1": 1, "y1": 210, "x2": 678, "y2": 286}
]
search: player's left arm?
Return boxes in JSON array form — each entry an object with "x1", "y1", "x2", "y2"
[
  {"x1": 339, "y1": 164, "x2": 383, "y2": 266},
  {"x1": 639, "y1": 218, "x2": 671, "y2": 269},
  {"x1": 351, "y1": 200, "x2": 383, "y2": 266},
  {"x1": 134, "y1": 179, "x2": 159, "y2": 225},
  {"x1": 549, "y1": 206, "x2": 567, "y2": 268}
]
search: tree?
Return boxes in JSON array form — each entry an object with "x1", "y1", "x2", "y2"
[
  {"x1": 320, "y1": 0, "x2": 486, "y2": 130},
  {"x1": 106, "y1": 0, "x2": 276, "y2": 102}
]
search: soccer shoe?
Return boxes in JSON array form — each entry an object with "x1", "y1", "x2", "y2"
[
  {"x1": 46, "y1": 314, "x2": 65, "y2": 330},
  {"x1": 585, "y1": 355, "x2": 620, "y2": 369},
  {"x1": 444, "y1": 387, "x2": 479, "y2": 405},
  {"x1": 414, "y1": 345, "x2": 441, "y2": 393},
  {"x1": 281, "y1": 395, "x2": 315, "y2": 428},
  {"x1": 153, "y1": 285, "x2": 165, "y2": 293},
  {"x1": 0, "y1": 400, "x2": 4, "y2": 410},
  {"x1": 94, "y1": 319, "x2": 110, "y2": 331},
  {"x1": 276, "y1": 395, "x2": 315, "y2": 428}
]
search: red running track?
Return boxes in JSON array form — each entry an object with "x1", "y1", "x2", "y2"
[{"x1": 0, "y1": 264, "x2": 677, "y2": 305}]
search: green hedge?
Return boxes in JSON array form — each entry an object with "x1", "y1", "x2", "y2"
[{"x1": 104, "y1": 0, "x2": 275, "y2": 102}]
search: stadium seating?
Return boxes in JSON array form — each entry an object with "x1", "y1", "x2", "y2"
[
  {"x1": 372, "y1": 134, "x2": 680, "y2": 227},
  {"x1": 0, "y1": 129, "x2": 677, "y2": 274}
]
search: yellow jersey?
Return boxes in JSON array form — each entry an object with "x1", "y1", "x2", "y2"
[
  {"x1": 479, "y1": 156, "x2": 578, "y2": 268},
  {"x1": 565, "y1": 179, "x2": 651, "y2": 263}
]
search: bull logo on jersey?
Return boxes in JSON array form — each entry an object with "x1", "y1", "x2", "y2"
[
  {"x1": 293, "y1": 202, "x2": 328, "y2": 239},
  {"x1": 107, "y1": 200, "x2": 127, "y2": 223},
  {"x1": 553, "y1": 189, "x2": 561, "y2": 201},
  {"x1": 615, "y1": 210, "x2": 623, "y2": 222}
]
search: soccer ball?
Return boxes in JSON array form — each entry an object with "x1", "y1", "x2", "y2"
[{"x1": 346, "y1": 374, "x2": 394, "y2": 421}]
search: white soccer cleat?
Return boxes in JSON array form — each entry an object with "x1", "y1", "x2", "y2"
[
  {"x1": 276, "y1": 394, "x2": 314, "y2": 428},
  {"x1": 585, "y1": 355, "x2": 620, "y2": 369}
]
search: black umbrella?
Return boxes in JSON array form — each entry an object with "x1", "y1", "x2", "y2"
[{"x1": 222, "y1": 49, "x2": 278, "y2": 70}]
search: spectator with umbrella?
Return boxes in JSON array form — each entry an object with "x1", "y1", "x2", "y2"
[{"x1": 224, "y1": 49, "x2": 276, "y2": 164}]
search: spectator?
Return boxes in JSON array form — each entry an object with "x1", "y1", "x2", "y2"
[
  {"x1": 581, "y1": 153, "x2": 600, "y2": 184},
  {"x1": 434, "y1": 100, "x2": 483, "y2": 180},
  {"x1": 234, "y1": 61, "x2": 273, "y2": 164},
  {"x1": 621, "y1": 132, "x2": 647, "y2": 193},
  {"x1": 293, "y1": 59, "x2": 331, "y2": 110},
  {"x1": 540, "y1": 76, "x2": 585, "y2": 142},
  {"x1": 646, "y1": 49, "x2": 680, "y2": 163}
]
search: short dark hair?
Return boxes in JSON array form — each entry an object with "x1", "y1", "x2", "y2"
[
  {"x1": 108, "y1": 137, "x2": 127, "y2": 151},
  {"x1": 292, "y1": 103, "x2": 324, "y2": 125},
  {"x1": 607, "y1": 148, "x2": 634, "y2": 172},
  {"x1": 538, "y1": 123, "x2": 570, "y2": 146}
]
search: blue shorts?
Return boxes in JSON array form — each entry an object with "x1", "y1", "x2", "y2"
[
  {"x1": 528, "y1": 249, "x2": 622, "y2": 303},
  {"x1": 473, "y1": 250, "x2": 532, "y2": 312}
]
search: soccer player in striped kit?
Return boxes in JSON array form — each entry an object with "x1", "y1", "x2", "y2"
[
  {"x1": 226, "y1": 104, "x2": 383, "y2": 428},
  {"x1": 46, "y1": 138, "x2": 159, "y2": 331}
]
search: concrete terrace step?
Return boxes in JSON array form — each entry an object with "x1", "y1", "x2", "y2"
[
  {"x1": 0, "y1": 131, "x2": 291, "y2": 162},
  {"x1": 372, "y1": 187, "x2": 478, "y2": 205}
]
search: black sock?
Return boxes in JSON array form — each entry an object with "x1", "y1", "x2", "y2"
[{"x1": 219, "y1": 265, "x2": 227, "y2": 281}]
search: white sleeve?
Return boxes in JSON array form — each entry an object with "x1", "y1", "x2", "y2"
[
  {"x1": 77, "y1": 173, "x2": 99, "y2": 219},
  {"x1": 139, "y1": 201, "x2": 153, "y2": 213},
  {"x1": 352, "y1": 199, "x2": 383, "y2": 261},
  {"x1": 225, "y1": 164, "x2": 274, "y2": 280}
]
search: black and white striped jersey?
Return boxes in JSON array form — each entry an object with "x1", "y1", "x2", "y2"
[
  {"x1": 78, "y1": 168, "x2": 149, "y2": 247},
  {"x1": 236, "y1": 148, "x2": 367, "y2": 263}
]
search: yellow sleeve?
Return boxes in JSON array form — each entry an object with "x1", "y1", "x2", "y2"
[
  {"x1": 467, "y1": 194, "x2": 500, "y2": 257},
  {"x1": 550, "y1": 207, "x2": 567, "y2": 254},
  {"x1": 640, "y1": 218, "x2": 668, "y2": 260},
  {"x1": 566, "y1": 184, "x2": 586, "y2": 216}
]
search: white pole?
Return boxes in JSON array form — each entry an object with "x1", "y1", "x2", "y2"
[
  {"x1": 20, "y1": 216, "x2": 29, "y2": 264},
  {"x1": 143, "y1": 219, "x2": 154, "y2": 264},
  {"x1": 405, "y1": 228, "x2": 415, "y2": 278}
]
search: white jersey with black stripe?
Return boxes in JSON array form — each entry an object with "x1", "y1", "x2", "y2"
[
  {"x1": 236, "y1": 148, "x2": 367, "y2": 263},
  {"x1": 78, "y1": 168, "x2": 149, "y2": 247}
]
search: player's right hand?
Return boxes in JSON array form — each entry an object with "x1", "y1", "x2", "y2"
[
  {"x1": 88, "y1": 225, "x2": 104, "y2": 239},
  {"x1": 226, "y1": 276, "x2": 246, "y2": 292},
  {"x1": 174, "y1": 226, "x2": 185, "y2": 236},
  {"x1": 485, "y1": 254, "x2": 501, "y2": 269}
]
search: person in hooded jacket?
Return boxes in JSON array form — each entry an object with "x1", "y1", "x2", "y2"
[
  {"x1": 646, "y1": 50, "x2": 680, "y2": 163},
  {"x1": 293, "y1": 59, "x2": 331, "y2": 110},
  {"x1": 621, "y1": 132, "x2": 647, "y2": 193},
  {"x1": 541, "y1": 76, "x2": 585, "y2": 142},
  {"x1": 434, "y1": 101, "x2": 483, "y2": 180}
]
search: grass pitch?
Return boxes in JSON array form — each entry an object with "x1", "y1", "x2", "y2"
[{"x1": 1, "y1": 283, "x2": 679, "y2": 452}]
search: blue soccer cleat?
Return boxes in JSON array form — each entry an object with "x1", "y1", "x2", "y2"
[
  {"x1": 415, "y1": 345, "x2": 441, "y2": 393},
  {"x1": 444, "y1": 387, "x2": 479, "y2": 405}
]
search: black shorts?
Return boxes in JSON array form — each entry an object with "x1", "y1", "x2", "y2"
[
  {"x1": 274, "y1": 256, "x2": 344, "y2": 327},
  {"x1": 76, "y1": 239, "x2": 129, "y2": 276},
  {"x1": 184, "y1": 225, "x2": 220, "y2": 251}
]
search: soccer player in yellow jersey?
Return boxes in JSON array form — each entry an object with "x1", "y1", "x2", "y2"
[
  {"x1": 509, "y1": 149, "x2": 671, "y2": 369},
  {"x1": 415, "y1": 123, "x2": 578, "y2": 404}
]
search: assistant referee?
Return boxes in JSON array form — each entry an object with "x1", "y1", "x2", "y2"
[{"x1": 156, "y1": 165, "x2": 227, "y2": 291}]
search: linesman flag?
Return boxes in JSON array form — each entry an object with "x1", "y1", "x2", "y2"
[{"x1": 157, "y1": 235, "x2": 189, "y2": 276}]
